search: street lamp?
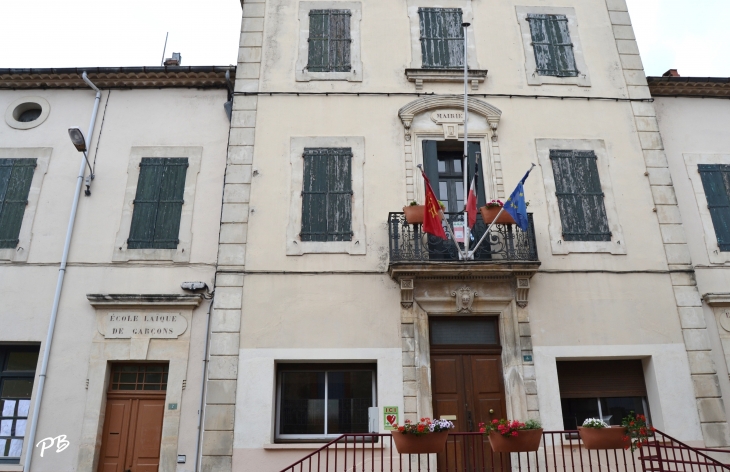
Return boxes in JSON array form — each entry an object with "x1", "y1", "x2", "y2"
[{"x1": 67, "y1": 126, "x2": 94, "y2": 196}]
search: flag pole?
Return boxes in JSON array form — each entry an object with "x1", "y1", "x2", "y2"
[
  {"x1": 469, "y1": 163, "x2": 536, "y2": 257},
  {"x1": 462, "y1": 21, "x2": 471, "y2": 260}
]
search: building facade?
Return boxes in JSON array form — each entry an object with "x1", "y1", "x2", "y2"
[
  {"x1": 0, "y1": 67, "x2": 232, "y2": 471},
  {"x1": 207, "y1": 0, "x2": 730, "y2": 471}
]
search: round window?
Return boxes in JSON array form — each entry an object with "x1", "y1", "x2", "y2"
[{"x1": 5, "y1": 97, "x2": 50, "y2": 129}]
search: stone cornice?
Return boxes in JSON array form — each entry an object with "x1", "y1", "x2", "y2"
[
  {"x1": 703, "y1": 293, "x2": 730, "y2": 306},
  {"x1": 87, "y1": 294, "x2": 203, "y2": 307},
  {"x1": 0, "y1": 66, "x2": 235, "y2": 90},
  {"x1": 648, "y1": 76, "x2": 730, "y2": 98}
]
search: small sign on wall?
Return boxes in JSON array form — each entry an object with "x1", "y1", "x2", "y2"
[{"x1": 383, "y1": 406, "x2": 399, "y2": 430}]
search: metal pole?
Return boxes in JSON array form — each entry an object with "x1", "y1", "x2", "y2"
[
  {"x1": 462, "y1": 22, "x2": 470, "y2": 260},
  {"x1": 194, "y1": 293, "x2": 215, "y2": 472},
  {"x1": 23, "y1": 75, "x2": 101, "y2": 472}
]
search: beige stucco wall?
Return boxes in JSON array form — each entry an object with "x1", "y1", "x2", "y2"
[
  {"x1": 654, "y1": 95, "x2": 730, "y2": 425},
  {"x1": 0, "y1": 87, "x2": 229, "y2": 471},
  {"x1": 227, "y1": 0, "x2": 711, "y2": 469}
]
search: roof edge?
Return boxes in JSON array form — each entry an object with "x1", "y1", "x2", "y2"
[{"x1": 647, "y1": 76, "x2": 730, "y2": 98}]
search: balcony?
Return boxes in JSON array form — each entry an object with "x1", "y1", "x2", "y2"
[{"x1": 388, "y1": 212, "x2": 539, "y2": 264}]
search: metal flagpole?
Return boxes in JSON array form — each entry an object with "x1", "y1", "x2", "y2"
[
  {"x1": 462, "y1": 21, "x2": 471, "y2": 260},
  {"x1": 469, "y1": 163, "x2": 536, "y2": 257}
]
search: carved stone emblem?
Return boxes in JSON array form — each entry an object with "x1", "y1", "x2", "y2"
[{"x1": 452, "y1": 286, "x2": 477, "y2": 312}]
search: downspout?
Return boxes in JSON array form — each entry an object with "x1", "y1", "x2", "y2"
[
  {"x1": 194, "y1": 292, "x2": 214, "y2": 472},
  {"x1": 23, "y1": 72, "x2": 102, "y2": 472}
]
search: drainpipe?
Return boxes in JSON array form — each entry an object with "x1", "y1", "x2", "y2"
[
  {"x1": 194, "y1": 292, "x2": 215, "y2": 472},
  {"x1": 23, "y1": 72, "x2": 102, "y2": 472}
]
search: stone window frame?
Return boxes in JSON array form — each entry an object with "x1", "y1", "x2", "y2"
[
  {"x1": 113, "y1": 146, "x2": 202, "y2": 263},
  {"x1": 536, "y1": 139, "x2": 626, "y2": 255},
  {"x1": 406, "y1": 0, "x2": 480, "y2": 73},
  {"x1": 683, "y1": 153, "x2": 730, "y2": 264},
  {"x1": 287, "y1": 137, "x2": 366, "y2": 255},
  {"x1": 295, "y1": 1, "x2": 363, "y2": 82},
  {"x1": 0, "y1": 147, "x2": 51, "y2": 263},
  {"x1": 515, "y1": 6, "x2": 591, "y2": 87}
]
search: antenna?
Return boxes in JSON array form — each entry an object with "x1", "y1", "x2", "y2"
[{"x1": 160, "y1": 32, "x2": 169, "y2": 67}]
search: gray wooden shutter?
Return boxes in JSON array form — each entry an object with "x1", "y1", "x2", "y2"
[
  {"x1": 418, "y1": 8, "x2": 464, "y2": 69},
  {"x1": 422, "y1": 140, "x2": 440, "y2": 199},
  {"x1": 301, "y1": 148, "x2": 352, "y2": 242},
  {"x1": 467, "y1": 142, "x2": 487, "y2": 208},
  {"x1": 128, "y1": 158, "x2": 188, "y2": 249},
  {"x1": 699, "y1": 164, "x2": 730, "y2": 251},
  {"x1": 550, "y1": 150, "x2": 611, "y2": 241},
  {"x1": 0, "y1": 158, "x2": 36, "y2": 249},
  {"x1": 527, "y1": 14, "x2": 578, "y2": 77},
  {"x1": 308, "y1": 9, "x2": 352, "y2": 73}
]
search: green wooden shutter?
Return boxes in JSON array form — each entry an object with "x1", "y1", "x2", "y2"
[
  {"x1": 467, "y1": 142, "x2": 487, "y2": 208},
  {"x1": 308, "y1": 9, "x2": 351, "y2": 73},
  {"x1": 422, "y1": 140, "x2": 440, "y2": 199},
  {"x1": 0, "y1": 159, "x2": 36, "y2": 249},
  {"x1": 301, "y1": 148, "x2": 352, "y2": 242},
  {"x1": 699, "y1": 164, "x2": 730, "y2": 251},
  {"x1": 527, "y1": 14, "x2": 578, "y2": 77},
  {"x1": 550, "y1": 150, "x2": 611, "y2": 241},
  {"x1": 419, "y1": 8, "x2": 464, "y2": 69},
  {"x1": 128, "y1": 158, "x2": 188, "y2": 249}
]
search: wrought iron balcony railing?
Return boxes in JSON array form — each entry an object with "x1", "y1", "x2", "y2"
[{"x1": 388, "y1": 212, "x2": 539, "y2": 263}]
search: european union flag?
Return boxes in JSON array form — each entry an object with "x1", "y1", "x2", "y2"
[{"x1": 504, "y1": 167, "x2": 534, "y2": 231}]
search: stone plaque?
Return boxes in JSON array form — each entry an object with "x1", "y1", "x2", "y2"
[
  {"x1": 719, "y1": 309, "x2": 730, "y2": 332},
  {"x1": 98, "y1": 312, "x2": 188, "y2": 339},
  {"x1": 431, "y1": 110, "x2": 464, "y2": 124}
]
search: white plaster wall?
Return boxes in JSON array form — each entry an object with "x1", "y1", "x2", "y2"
[
  {"x1": 534, "y1": 343, "x2": 703, "y2": 443},
  {"x1": 0, "y1": 87, "x2": 228, "y2": 471},
  {"x1": 654, "y1": 95, "x2": 730, "y2": 433}
]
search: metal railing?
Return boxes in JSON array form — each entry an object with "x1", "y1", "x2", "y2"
[
  {"x1": 640, "y1": 429, "x2": 730, "y2": 472},
  {"x1": 280, "y1": 430, "x2": 730, "y2": 472},
  {"x1": 388, "y1": 212, "x2": 538, "y2": 263}
]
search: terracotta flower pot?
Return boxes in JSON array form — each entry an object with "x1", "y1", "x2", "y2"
[
  {"x1": 488, "y1": 429, "x2": 543, "y2": 453},
  {"x1": 403, "y1": 205, "x2": 425, "y2": 224},
  {"x1": 391, "y1": 431, "x2": 449, "y2": 455},
  {"x1": 480, "y1": 206, "x2": 516, "y2": 225},
  {"x1": 578, "y1": 426, "x2": 629, "y2": 450}
]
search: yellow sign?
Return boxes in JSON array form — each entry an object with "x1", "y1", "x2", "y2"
[{"x1": 383, "y1": 406, "x2": 399, "y2": 430}]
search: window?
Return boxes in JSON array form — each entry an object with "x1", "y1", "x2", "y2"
[
  {"x1": 0, "y1": 159, "x2": 36, "y2": 249},
  {"x1": 307, "y1": 10, "x2": 351, "y2": 73},
  {"x1": 526, "y1": 14, "x2": 578, "y2": 77},
  {"x1": 698, "y1": 164, "x2": 730, "y2": 252},
  {"x1": 550, "y1": 150, "x2": 611, "y2": 242},
  {"x1": 515, "y1": 7, "x2": 590, "y2": 87},
  {"x1": 296, "y1": 2, "x2": 362, "y2": 82},
  {"x1": 0, "y1": 346, "x2": 39, "y2": 464},
  {"x1": 301, "y1": 148, "x2": 353, "y2": 242},
  {"x1": 109, "y1": 364, "x2": 169, "y2": 391},
  {"x1": 418, "y1": 8, "x2": 464, "y2": 69},
  {"x1": 276, "y1": 364, "x2": 376, "y2": 441},
  {"x1": 127, "y1": 158, "x2": 188, "y2": 249},
  {"x1": 557, "y1": 360, "x2": 650, "y2": 430}
]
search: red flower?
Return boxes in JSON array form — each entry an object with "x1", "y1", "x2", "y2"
[
  {"x1": 511, "y1": 431, "x2": 518, "y2": 437},
  {"x1": 398, "y1": 426, "x2": 405, "y2": 432},
  {"x1": 417, "y1": 424, "x2": 425, "y2": 433}
]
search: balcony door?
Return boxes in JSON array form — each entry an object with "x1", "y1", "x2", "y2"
[{"x1": 430, "y1": 317, "x2": 507, "y2": 472}]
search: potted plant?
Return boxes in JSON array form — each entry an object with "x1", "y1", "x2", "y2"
[
  {"x1": 621, "y1": 412, "x2": 655, "y2": 451},
  {"x1": 480, "y1": 418, "x2": 543, "y2": 453},
  {"x1": 479, "y1": 199, "x2": 516, "y2": 225},
  {"x1": 391, "y1": 418, "x2": 454, "y2": 454},
  {"x1": 403, "y1": 201, "x2": 425, "y2": 224},
  {"x1": 578, "y1": 418, "x2": 628, "y2": 450},
  {"x1": 403, "y1": 201, "x2": 446, "y2": 225}
]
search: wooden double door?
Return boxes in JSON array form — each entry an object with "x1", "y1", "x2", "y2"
[
  {"x1": 98, "y1": 364, "x2": 167, "y2": 472},
  {"x1": 431, "y1": 352, "x2": 507, "y2": 471}
]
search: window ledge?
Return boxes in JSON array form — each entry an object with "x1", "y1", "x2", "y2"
[
  {"x1": 405, "y1": 69, "x2": 488, "y2": 91},
  {"x1": 0, "y1": 465, "x2": 23, "y2": 472},
  {"x1": 265, "y1": 441, "x2": 387, "y2": 450}
]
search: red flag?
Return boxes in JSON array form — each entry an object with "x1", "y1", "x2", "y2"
[
  {"x1": 466, "y1": 175, "x2": 477, "y2": 228},
  {"x1": 420, "y1": 170, "x2": 447, "y2": 239}
]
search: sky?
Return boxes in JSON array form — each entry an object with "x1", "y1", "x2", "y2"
[{"x1": 0, "y1": 0, "x2": 727, "y2": 78}]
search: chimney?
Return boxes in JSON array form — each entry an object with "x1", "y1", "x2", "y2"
[
  {"x1": 164, "y1": 52, "x2": 182, "y2": 66},
  {"x1": 662, "y1": 69, "x2": 680, "y2": 77}
]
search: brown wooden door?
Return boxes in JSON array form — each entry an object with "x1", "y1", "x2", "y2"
[
  {"x1": 98, "y1": 364, "x2": 168, "y2": 472},
  {"x1": 432, "y1": 354, "x2": 507, "y2": 472}
]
